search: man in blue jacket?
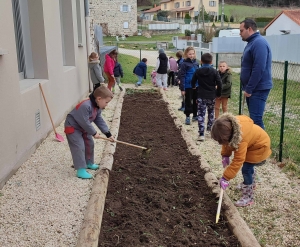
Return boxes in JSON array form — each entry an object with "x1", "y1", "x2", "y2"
[{"x1": 240, "y1": 19, "x2": 272, "y2": 129}]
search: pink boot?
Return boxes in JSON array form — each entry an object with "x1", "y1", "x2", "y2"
[{"x1": 235, "y1": 184, "x2": 254, "y2": 207}]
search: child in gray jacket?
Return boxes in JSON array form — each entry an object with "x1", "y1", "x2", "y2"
[
  {"x1": 64, "y1": 86, "x2": 114, "y2": 179},
  {"x1": 88, "y1": 52, "x2": 105, "y2": 91}
]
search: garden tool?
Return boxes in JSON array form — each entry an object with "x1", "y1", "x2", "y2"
[
  {"x1": 39, "y1": 83, "x2": 64, "y2": 142},
  {"x1": 216, "y1": 188, "x2": 224, "y2": 224},
  {"x1": 99, "y1": 136, "x2": 151, "y2": 155}
]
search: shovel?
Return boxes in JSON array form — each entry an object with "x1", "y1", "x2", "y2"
[
  {"x1": 39, "y1": 83, "x2": 64, "y2": 142},
  {"x1": 216, "y1": 188, "x2": 224, "y2": 223}
]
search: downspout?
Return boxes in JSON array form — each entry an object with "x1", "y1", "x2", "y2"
[{"x1": 84, "y1": 0, "x2": 92, "y2": 92}]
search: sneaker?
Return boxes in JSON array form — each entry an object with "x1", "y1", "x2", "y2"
[
  {"x1": 163, "y1": 88, "x2": 168, "y2": 91},
  {"x1": 192, "y1": 116, "x2": 198, "y2": 121},
  {"x1": 185, "y1": 117, "x2": 191, "y2": 125},
  {"x1": 135, "y1": 83, "x2": 139, "y2": 87},
  {"x1": 178, "y1": 107, "x2": 185, "y2": 111},
  {"x1": 197, "y1": 135, "x2": 205, "y2": 141},
  {"x1": 112, "y1": 87, "x2": 115, "y2": 93}
]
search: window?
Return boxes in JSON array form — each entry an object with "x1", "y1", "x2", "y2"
[
  {"x1": 183, "y1": 2, "x2": 184, "y2": 6},
  {"x1": 209, "y1": 1, "x2": 216, "y2": 7},
  {"x1": 76, "y1": 0, "x2": 83, "y2": 46},
  {"x1": 175, "y1": 2, "x2": 179, "y2": 8},
  {"x1": 121, "y1": 5, "x2": 129, "y2": 12},
  {"x1": 186, "y1": 1, "x2": 191, "y2": 6},
  {"x1": 164, "y1": 4, "x2": 166, "y2": 9},
  {"x1": 123, "y1": 22, "x2": 129, "y2": 29}
]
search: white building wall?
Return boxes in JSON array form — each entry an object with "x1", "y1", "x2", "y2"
[
  {"x1": 266, "y1": 14, "x2": 300, "y2": 36},
  {"x1": 0, "y1": 0, "x2": 89, "y2": 188}
]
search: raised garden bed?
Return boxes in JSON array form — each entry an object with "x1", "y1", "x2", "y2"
[{"x1": 98, "y1": 90, "x2": 241, "y2": 246}]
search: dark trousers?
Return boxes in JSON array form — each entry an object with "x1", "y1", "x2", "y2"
[
  {"x1": 168, "y1": 71, "x2": 175, "y2": 86},
  {"x1": 93, "y1": 83, "x2": 100, "y2": 91},
  {"x1": 184, "y1": 88, "x2": 197, "y2": 118}
]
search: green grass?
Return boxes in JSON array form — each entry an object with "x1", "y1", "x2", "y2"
[
  {"x1": 118, "y1": 53, "x2": 154, "y2": 85},
  {"x1": 103, "y1": 33, "x2": 184, "y2": 43},
  {"x1": 229, "y1": 72, "x2": 300, "y2": 175},
  {"x1": 219, "y1": 4, "x2": 280, "y2": 22}
]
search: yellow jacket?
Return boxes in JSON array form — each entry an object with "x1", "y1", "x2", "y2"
[{"x1": 221, "y1": 114, "x2": 271, "y2": 181}]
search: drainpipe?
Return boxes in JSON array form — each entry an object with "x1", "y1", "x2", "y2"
[{"x1": 84, "y1": 0, "x2": 92, "y2": 92}]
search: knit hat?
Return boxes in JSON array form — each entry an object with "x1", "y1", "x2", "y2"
[{"x1": 158, "y1": 48, "x2": 165, "y2": 54}]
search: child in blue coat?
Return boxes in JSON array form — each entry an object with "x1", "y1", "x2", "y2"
[{"x1": 133, "y1": 58, "x2": 147, "y2": 87}]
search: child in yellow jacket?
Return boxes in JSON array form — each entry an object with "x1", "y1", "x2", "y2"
[{"x1": 211, "y1": 113, "x2": 271, "y2": 207}]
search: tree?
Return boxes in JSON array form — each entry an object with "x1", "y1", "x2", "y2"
[
  {"x1": 184, "y1": 13, "x2": 192, "y2": 24},
  {"x1": 157, "y1": 10, "x2": 169, "y2": 21}
]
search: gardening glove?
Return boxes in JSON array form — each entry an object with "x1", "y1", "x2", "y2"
[
  {"x1": 222, "y1": 156, "x2": 230, "y2": 168},
  {"x1": 220, "y1": 177, "x2": 230, "y2": 190}
]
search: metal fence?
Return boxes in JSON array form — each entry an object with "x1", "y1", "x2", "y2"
[{"x1": 107, "y1": 43, "x2": 300, "y2": 165}]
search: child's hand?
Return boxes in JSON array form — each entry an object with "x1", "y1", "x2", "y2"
[
  {"x1": 108, "y1": 136, "x2": 115, "y2": 142},
  {"x1": 93, "y1": 133, "x2": 101, "y2": 139}
]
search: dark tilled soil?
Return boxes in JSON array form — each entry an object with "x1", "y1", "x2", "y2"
[{"x1": 98, "y1": 90, "x2": 240, "y2": 247}]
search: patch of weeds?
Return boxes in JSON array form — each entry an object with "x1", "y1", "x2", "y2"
[
  {"x1": 125, "y1": 176, "x2": 130, "y2": 180},
  {"x1": 281, "y1": 160, "x2": 300, "y2": 178},
  {"x1": 0, "y1": 192, "x2": 3, "y2": 197},
  {"x1": 106, "y1": 208, "x2": 115, "y2": 217}
]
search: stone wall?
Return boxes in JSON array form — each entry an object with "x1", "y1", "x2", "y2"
[{"x1": 89, "y1": 0, "x2": 137, "y2": 36}]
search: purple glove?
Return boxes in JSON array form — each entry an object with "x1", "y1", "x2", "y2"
[
  {"x1": 220, "y1": 177, "x2": 230, "y2": 190},
  {"x1": 222, "y1": 156, "x2": 230, "y2": 168}
]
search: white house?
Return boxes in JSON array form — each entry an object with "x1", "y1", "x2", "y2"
[
  {"x1": 264, "y1": 9, "x2": 300, "y2": 36},
  {"x1": 143, "y1": 5, "x2": 161, "y2": 21}
]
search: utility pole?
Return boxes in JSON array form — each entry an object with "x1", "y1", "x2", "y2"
[
  {"x1": 197, "y1": 0, "x2": 201, "y2": 29},
  {"x1": 221, "y1": 0, "x2": 224, "y2": 28},
  {"x1": 201, "y1": 0, "x2": 204, "y2": 29}
]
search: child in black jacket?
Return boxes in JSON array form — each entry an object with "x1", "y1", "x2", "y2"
[
  {"x1": 191, "y1": 53, "x2": 222, "y2": 141},
  {"x1": 113, "y1": 61, "x2": 124, "y2": 93}
]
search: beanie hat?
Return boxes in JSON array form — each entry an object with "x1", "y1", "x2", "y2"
[{"x1": 158, "y1": 48, "x2": 165, "y2": 54}]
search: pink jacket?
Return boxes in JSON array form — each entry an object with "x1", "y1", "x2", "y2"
[
  {"x1": 104, "y1": 54, "x2": 115, "y2": 75},
  {"x1": 169, "y1": 57, "x2": 178, "y2": 72}
]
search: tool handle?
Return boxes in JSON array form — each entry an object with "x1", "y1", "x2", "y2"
[
  {"x1": 216, "y1": 189, "x2": 224, "y2": 223},
  {"x1": 98, "y1": 136, "x2": 147, "y2": 150},
  {"x1": 39, "y1": 83, "x2": 56, "y2": 134}
]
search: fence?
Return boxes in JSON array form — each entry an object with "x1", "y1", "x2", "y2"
[{"x1": 106, "y1": 43, "x2": 300, "y2": 166}]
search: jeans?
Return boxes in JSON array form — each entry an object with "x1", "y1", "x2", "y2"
[
  {"x1": 136, "y1": 75, "x2": 143, "y2": 85},
  {"x1": 242, "y1": 162, "x2": 254, "y2": 185},
  {"x1": 246, "y1": 89, "x2": 270, "y2": 129}
]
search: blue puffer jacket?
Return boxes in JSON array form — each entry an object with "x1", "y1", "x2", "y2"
[
  {"x1": 240, "y1": 32, "x2": 273, "y2": 94},
  {"x1": 178, "y1": 58, "x2": 199, "y2": 91},
  {"x1": 133, "y1": 61, "x2": 147, "y2": 79}
]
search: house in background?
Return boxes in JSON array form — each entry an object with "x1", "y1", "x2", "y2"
[
  {"x1": 159, "y1": 0, "x2": 218, "y2": 20},
  {"x1": 264, "y1": 9, "x2": 300, "y2": 36},
  {"x1": 89, "y1": 0, "x2": 137, "y2": 36},
  {"x1": 143, "y1": 5, "x2": 161, "y2": 21},
  {"x1": 0, "y1": 0, "x2": 90, "y2": 189}
]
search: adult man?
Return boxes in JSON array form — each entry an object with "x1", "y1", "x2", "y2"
[{"x1": 240, "y1": 19, "x2": 272, "y2": 129}]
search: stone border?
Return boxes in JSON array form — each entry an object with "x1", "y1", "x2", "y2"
[{"x1": 76, "y1": 88, "x2": 261, "y2": 247}]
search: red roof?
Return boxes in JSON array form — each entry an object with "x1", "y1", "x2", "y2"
[
  {"x1": 170, "y1": 6, "x2": 194, "y2": 12},
  {"x1": 264, "y1": 9, "x2": 300, "y2": 30},
  {"x1": 144, "y1": 6, "x2": 161, "y2": 13}
]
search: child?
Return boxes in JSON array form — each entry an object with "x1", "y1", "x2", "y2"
[
  {"x1": 133, "y1": 58, "x2": 147, "y2": 87},
  {"x1": 104, "y1": 49, "x2": 118, "y2": 91},
  {"x1": 215, "y1": 61, "x2": 232, "y2": 119},
  {"x1": 191, "y1": 53, "x2": 222, "y2": 141},
  {"x1": 211, "y1": 112, "x2": 271, "y2": 207},
  {"x1": 113, "y1": 59, "x2": 124, "y2": 93},
  {"x1": 88, "y1": 52, "x2": 105, "y2": 91},
  {"x1": 64, "y1": 86, "x2": 115, "y2": 179},
  {"x1": 168, "y1": 56, "x2": 178, "y2": 87},
  {"x1": 177, "y1": 47, "x2": 199, "y2": 125},
  {"x1": 155, "y1": 48, "x2": 170, "y2": 90},
  {"x1": 151, "y1": 69, "x2": 157, "y2": 87},
  {"x1": 176, "y1": 50, "x2": 185, "y2": 111}
]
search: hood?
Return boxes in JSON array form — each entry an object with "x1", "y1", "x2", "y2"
[
  {"x1": 198, "y1": 66, "x2": 215, "y2": 77},
  {"x1": 89, "y1": 92, "x2": 99, "y2": 109},
  {"x1": 158, "y1": 53, "x2": 168, "y2": 60},
  {"x1": 88, "y1": 60, "x2": 100, "y2": 68}
]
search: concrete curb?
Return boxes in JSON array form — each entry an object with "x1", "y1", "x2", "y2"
[{"x1": 76, "y1": 88, "x2": 261, "y2": 247}]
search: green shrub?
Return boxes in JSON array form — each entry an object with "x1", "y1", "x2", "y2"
[
  {"x1": 184, "y1": 13, "x2": 191, "y2": 24},
  {"x1": 185, "y1": 29, "x2": 191, "y2": 36}
]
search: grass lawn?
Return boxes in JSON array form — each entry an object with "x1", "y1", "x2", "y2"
[{"x1": 103, "y1": 33, "x2": 184, "y2": 43}]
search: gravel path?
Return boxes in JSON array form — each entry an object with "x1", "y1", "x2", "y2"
[{"x1": 1, "y1": 84, "x2": 300, "y2": 247}]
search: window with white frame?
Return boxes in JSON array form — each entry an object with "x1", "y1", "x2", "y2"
[
  {"x1": 123, "y1": 22, "x2": 129, "y2": 29},
  {"x1": 182, "y1": 2, "x2": 184, "y2": 6},
  {"x1": 164, "y1": 4, "x2": 166, "y2": 9},
  {"x1": 121, "y1": 5, "x2": 131, "y2": 12},
  {"x1": 175, "y1": 2, "x2": 179, "y2": 8},
  {"x1": 76, "y1": 0, "x2": 83, "y2": 46},
  {"x1": 186, "y1": 1, "x2": 191, "y2": 6},
  {"x1": 209, "y1": 1, "x2": 216, "y2": 7}
]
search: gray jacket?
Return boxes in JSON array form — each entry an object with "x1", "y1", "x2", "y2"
[{"x1": 88, "y1": 60, "x2": 105, "y2": 85}]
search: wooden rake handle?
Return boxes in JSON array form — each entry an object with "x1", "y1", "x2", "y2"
[{"x1": 98, "y1": 136, "x2": 147, "y2": 150}]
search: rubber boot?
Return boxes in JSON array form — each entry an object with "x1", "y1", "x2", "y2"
[
  {"x1": 87, "y1": 163, "x2": 99, "y2": 170},
  {"x1": 77, "y1": 169, "x2": 93, "y2": 179},
  {"x1": 235, "y1": 184, "x2": 254, "y2": 207}
]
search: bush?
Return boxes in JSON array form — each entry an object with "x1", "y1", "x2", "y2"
[
  {"x1": 185, "y1": 29, "x2": 191, "y2": 36},
  {"x1": 230, "y1": 16, "x2": 234, "y2": 22},
  {"x1": 184, "y1": 13, "x2": 191, "y2": 24}
]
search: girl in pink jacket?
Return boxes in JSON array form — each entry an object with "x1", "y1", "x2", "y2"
[{"x1": 104, "y1": 49, "x2": 118, "y2": 91}]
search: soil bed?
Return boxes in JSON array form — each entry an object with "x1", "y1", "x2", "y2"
[{"x1": 98, "y1": 90, "x2": 240, "y2": 247}]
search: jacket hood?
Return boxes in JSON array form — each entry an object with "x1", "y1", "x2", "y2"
[
  {"x1": 158, "y1": 53, "x2": 168, "y2": 60},
  {"x1": 88, "y1": 60, "x2": 100, "y2": 68},
  {"x1": 222, "y1": 112, "x2": 242, "y2": 150},
  {"x1": 198, "y1": 66, "x2": 215, "y2": 77},
  {"x1": 89, "y1": 92, "x2": 99, "y2": 109}
]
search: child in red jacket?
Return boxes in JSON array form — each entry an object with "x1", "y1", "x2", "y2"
[{"x1": 104, "y1": 49, "x2": 118, "y2": 91}]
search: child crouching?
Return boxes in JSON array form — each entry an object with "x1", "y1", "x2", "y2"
[{"x1": 64, "y1": 86, "x2": 115, "y2": 179}]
